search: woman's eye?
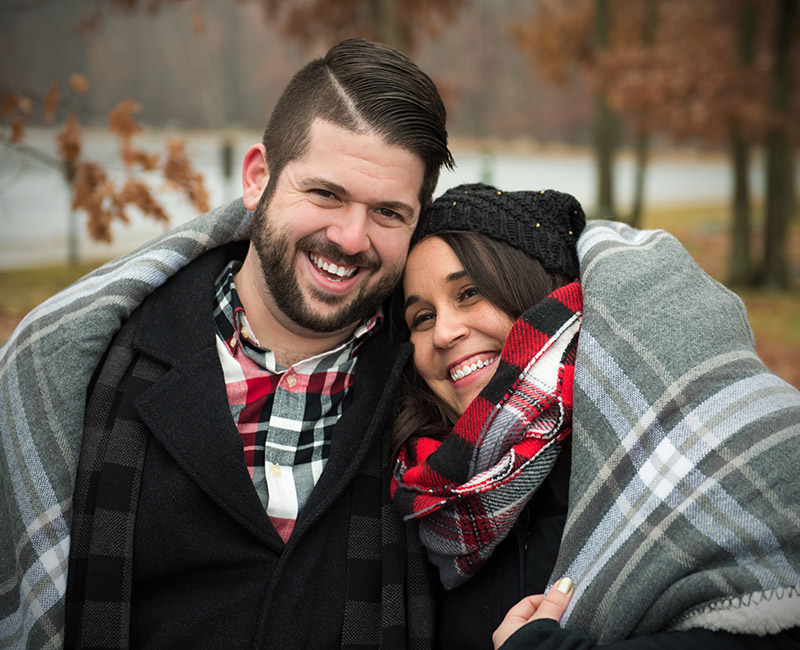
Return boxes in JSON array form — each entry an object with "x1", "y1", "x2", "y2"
[
  {"x1": 458, "y1": 286, "x2": 480, "y2": 302},
  {"x1": 408, "y1": 311, "x2": 435, "y2": 331}
]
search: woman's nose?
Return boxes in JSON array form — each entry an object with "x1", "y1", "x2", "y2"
[{"x1": 432, "y1": 311, "x2": 469, "y2": 349}]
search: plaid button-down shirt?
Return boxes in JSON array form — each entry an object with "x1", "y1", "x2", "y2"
[{"x1": 213, "y1": 261, "x2": 382, "y2": 541}]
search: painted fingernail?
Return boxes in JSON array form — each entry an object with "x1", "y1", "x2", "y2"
[{"x1": 556, "y1": 577, "x2": 574, "y2": 595}]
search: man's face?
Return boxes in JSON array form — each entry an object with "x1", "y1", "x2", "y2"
[{"x1": 250, "y1": 119, "x2": 425, "y2": 335}]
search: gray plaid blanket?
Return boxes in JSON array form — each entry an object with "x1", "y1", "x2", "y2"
[
  {"x1": 560, "y1": 221, "x2": 800, "y2": 641},
  {"x1": 0, "y1": 199, "x2": 251, "y2": 648},
  {"x1": 1, "y1": 211, "x2": 798, "y2": 647}
]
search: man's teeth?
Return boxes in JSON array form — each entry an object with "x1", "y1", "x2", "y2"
[
  {"x1": 309, "y1": 253, "x2": 357, "y2": 280},
  {"x1": 450, "y1": 356, "x2": 499, "y2": 382}
]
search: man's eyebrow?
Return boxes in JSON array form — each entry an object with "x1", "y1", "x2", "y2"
[
  {"x1": 301, "y1": 177, "x2": 349, "y2": 197},
  {"x1": 380, "y1": 199, "x2": 416, "y2": 216},
  {"x1": 302, "y1": 177, "x2": 416, "y2": 216}
]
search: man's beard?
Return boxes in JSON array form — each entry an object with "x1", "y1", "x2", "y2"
[{"x1": 250, "y1": 195, "x2": 403, "y2": 333}]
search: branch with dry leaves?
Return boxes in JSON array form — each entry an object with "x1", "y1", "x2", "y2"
[{"x1": 1, "y1": 73, "x2": 210, "y2": 244}]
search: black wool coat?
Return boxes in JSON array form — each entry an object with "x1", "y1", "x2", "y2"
[{"x1": 66, "y1": 243, "x2": 427, "y2": 649}]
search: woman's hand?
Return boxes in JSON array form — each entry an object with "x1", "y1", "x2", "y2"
[{"x1": 492, "y1": 577, "x2": 574, "y2": 650}]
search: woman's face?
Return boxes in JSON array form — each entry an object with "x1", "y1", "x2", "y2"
[{"x1": 403, "y1": 236, "x2": 515, "y2": 416}]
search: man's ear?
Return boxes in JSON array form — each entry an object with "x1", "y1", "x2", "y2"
[{"x1": 242, "y1": 143, "x2": 270, "y2": 210}]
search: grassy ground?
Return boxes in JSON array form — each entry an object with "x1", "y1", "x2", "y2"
[{"x1": 1, "y1": 205, "x2": 798, "y2": 388}]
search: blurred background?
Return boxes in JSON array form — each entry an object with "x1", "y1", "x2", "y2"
[{"x1": 1, "y1": 0, "x2": 798, "y2": 384}]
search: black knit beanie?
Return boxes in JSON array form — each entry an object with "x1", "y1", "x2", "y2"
[{"x1": 414, "y1": 183, "x2": 586, "y2": 279}]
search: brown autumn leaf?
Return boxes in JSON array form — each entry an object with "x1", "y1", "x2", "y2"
[
  {"x1": 120, "y1": 140, "x2": 160, "y2": 171},
  {"x1": 1, "y1": 93, "x2": 33, "y2": 120},
  {"x1": 163, "y1": 137, "x2": 211, "y2": 213},
  {"x1": 108, "y1": 192, "x2": 130, "y2": 225},
  {"x1": 254, "y1": 0, "x2": 464, "y2": 52},
  {"x1": 72, "y1": 161, "x2": 115, "y2": 242},
  {"x1": 512, "y1": 0, "x2": 593, "y2": 86},
  {"x1": 108, "y1": 98, "x2": 143, "y2": 140},
  {"x1": 120, "y1": 178, "x2": 169, "y2": 223},
  {"x1": 0, "y1": 92, "x2": 17, "y2": 117},
  {"x1": 56, "y1": 113, "x2": 83, "y2": 170},
  {"x1": 10, "y1": 118, "x2": 25, "y2": 143},
  {"x1": 69, "y1": 73, "x2": 91, "y2": 95},
  {"x1": 192, "y1": 10, "x2": 206, "y2": 33},
  {"x1": 44, "y1": 81, "x2": 60, "y2": 124}
]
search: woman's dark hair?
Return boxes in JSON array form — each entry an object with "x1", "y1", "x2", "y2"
[{"x1": 389, "y1": 231, "x2": 571, "y2": 460}]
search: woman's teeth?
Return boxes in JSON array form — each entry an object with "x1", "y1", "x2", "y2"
[
  {"x1": 450, "y1": 356, "x2": 499, "y2": 382},
  {"x1": 309, "y1": 253, "x2": 357, "y2": 281}
]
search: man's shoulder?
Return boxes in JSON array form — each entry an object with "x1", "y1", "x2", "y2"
[{"x1": 130, "y1": 240, "x2": 249, "y2": 360}]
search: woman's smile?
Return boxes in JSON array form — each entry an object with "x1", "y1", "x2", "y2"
[{"x1": 403, "y1": 236, "x2": 514, "y2": 415}]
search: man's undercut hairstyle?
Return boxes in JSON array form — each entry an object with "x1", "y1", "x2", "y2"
[{"x1": 262, "y1": 38, "x2": 454, "y2": 206}]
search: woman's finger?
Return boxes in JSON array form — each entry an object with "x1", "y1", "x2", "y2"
[
  {"x1": 492, "y1": 595, "x2": 543, "y2": 649},
  {"x1": 506, "y1": 594, "x2": 544, "y2": 622},
  {"x1": 530, "y1": 577, "x2": 574, "y2": 622},
  {"x1": 492, "y1": 594, "x2": 542, "y2": 649}
]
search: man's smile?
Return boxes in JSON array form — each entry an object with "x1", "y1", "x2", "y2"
[{"x1": 308, "y1": 252, "x2": 359, "y2": 282}]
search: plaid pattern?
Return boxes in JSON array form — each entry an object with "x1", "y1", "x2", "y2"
[
  {"x1": 392, "y1": 282, "x2": 582, "y2": 589},
  {"x1": 555, "y1": 222, "x2": 800, "y2": 641},
  {"x1": 5, "y1": 212, "x2": 798, "y2": 646},
  {"x1": 342, "y1": 414, "x2": 436, "y2": 650},
  {"x1": 0, "y1": 199, "x2": 251, "y2": 648},
  {"x1": 212, "y1": 262, "x2": 380, "y2": 541},
  {"x1": 64, "y1": 309, "x2": 161, "y2": 649}
]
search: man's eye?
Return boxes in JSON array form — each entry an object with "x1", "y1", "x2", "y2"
[
  {"x1": 377, "y1": 207, "x2": 402, "y2": 221},
  {"x1": 311, "y1": 189, "x2": 337, "y2": 200}
]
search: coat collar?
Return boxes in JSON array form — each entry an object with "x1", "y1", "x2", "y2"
[{"x1": 129, "y1": 242, "x2": 405, "y2": 549}]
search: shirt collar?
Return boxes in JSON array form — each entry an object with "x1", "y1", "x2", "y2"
[{"x1": 213, "y1": 261, "x2": 383, "y2": 372}]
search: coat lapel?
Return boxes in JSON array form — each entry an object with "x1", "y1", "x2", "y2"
[
  {"x1": 130, "y1": 242, "x2": 283, "y2": 550},
  {"x1": 134, "y1": 345, "x2": 282, "y2": 549}
]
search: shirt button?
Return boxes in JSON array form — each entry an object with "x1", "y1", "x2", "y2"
[
  {"x1": 286, "y1": 374, "x2": 297, "y2": 387},
  {"x1": 271, "y1": 465, "x2": 282, "y2": 478},
  {"x1": 241, "y1": 325, "x2": 251, "y2": 340}
]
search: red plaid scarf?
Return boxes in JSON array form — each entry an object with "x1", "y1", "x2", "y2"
[{"x1": 392, "y1": 281, "x2": 582, "y2": 588}]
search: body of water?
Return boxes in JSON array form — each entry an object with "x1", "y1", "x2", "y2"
[{"x1": 0, "y1": 128, "x2": 764, "y2": 269}]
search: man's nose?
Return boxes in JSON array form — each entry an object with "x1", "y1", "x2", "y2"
[{"x1": 326, "y1": 207, "x2": 370, "y2": 256}]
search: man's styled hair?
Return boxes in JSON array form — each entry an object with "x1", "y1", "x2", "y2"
[{"x1": 262, "y1": 38, "x2": 454, "y2": 206}]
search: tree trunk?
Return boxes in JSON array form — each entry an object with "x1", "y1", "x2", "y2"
[
  {"x1": 629, "y1": 131, "x2": 648, "y2": 228},
  {"x1": 371, "y1": 0, "x2": 408, "y2": 51},
  {"x1": 628, "y1": 0, "x2": 657, "y2": 228},
  {"x1": 594, "y1": 0, "x2": 617, "y2": 219},
  {"x1": 729, "y1": 127, "x2": 752, "y2": 285},
  {"x1": 728, "y1": 0, "x2": 758, "y2": 286},
  {"x1": 763, "y1": 0, "x2": 796, "y2": 289}
]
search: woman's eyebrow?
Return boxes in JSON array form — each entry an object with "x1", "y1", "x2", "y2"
[
  {"x1": 403, "y1": 270, "x2": 469, "y2": 311},
  {"x1": 446, "y1": 270, "x2": 468, "y2": 283}
]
